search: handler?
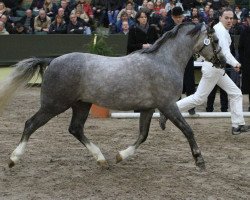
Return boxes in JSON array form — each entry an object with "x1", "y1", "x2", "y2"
[{"x1": 160, "y1": 8, "x2": 250, "y2": 135}]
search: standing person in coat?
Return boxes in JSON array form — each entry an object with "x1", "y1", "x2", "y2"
[
  {"x1": 239, "y1": 14, "x2": 250, "y2": 111},
  {"x1": 164, "y1": 6, "x2": 197, "y2": 115},
  {"x1": 127, "y1": 9, "x2": 158, "y2": 54},
  {"x1": 127, "y1": 10, "x2": 159, "y2": 112},
  {"x1": 159, "y1": 8, "x2": 250, "y2": 135}
]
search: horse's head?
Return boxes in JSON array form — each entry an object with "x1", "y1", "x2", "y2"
[{"x1": 193, "y1": 24, "x2": 226, "y2": 68}]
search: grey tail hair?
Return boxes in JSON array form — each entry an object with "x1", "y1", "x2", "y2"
[{"x1": 0, "y1": 57, "x2": 53, "y2": 113}]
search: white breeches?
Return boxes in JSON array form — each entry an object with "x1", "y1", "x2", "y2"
[{"x1": 177, "y1": 61, "x2": 245, "y2": 128}]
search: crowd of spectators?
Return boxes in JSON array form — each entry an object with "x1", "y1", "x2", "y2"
[{"x1": 0, "y1": 0, "x2": 249, "y2": 35}]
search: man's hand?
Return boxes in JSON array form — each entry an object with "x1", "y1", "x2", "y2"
[{"x1": 234, "y1": 63, "x2": 241, "y2": 72}]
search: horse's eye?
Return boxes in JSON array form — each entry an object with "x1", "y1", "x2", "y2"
[{"x1": 214, "y1": 39, "x2": 219, "y2": 44}]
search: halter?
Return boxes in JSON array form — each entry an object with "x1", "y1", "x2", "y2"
[{"x1": 197, "y1": 32, "x2": 223, "y2": 68}]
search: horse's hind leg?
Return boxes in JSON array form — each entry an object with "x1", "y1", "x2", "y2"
[
  {"x1": 159, "y1": 105, "x2": 205, "y2": 170},
  {"x1": 116, "y1": 109, "x2": 154, "y2": 163},
  {"x1": 9, "y1": 108, "x2": 58, "y2": 168},
  {"x1": 69, "y1": 101, "x2": 108, "y2": 169}
]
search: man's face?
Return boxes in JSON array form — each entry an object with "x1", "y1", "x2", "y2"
[
  {"x1": 172, "y1": 14, "x2": 184, "y2": 25},
  {"x1": 220, "y1": 10, "x2": 234, "y2": 30}
]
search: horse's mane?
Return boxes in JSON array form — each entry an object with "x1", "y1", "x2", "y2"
[{"x1": 141, "y1": 22, "x2": 203, "y2": 54}]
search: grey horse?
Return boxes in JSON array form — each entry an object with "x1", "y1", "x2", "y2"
[{"x1": 0, "y1": 23, "x2": 226, "y2": 170}]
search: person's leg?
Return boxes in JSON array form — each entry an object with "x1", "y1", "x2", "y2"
[
  {"x1": 217, "y1": 74, "x2": 245, "y2": 127},
  {"x1": 184, "y1": 57, "x2": 196, "y2": 115},
  {"x1": 220, "y1": 87, "x2": 228, "y2": 112},
  {"x1": 248, "y1": 94, "x2": 250, "y2": 111},
  {"x1": 206, "y1": 86, "x2": 217, "y2": 112},
  {"x1": 177, "y1": 63, "x2": 220, "y2": 112}
]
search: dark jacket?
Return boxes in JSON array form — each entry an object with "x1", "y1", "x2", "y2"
[
  {"x1": 91, "y1": 0, "x2": 108, "y2": 11},
  {"x1": 19, "y1": 15, "x2": 34, "y2": 32},
  {"x1": 49, "y1": 21, "x2": 67, "y2": 34},
  {"x1": 67, "y1": 21, "x2": 85, "y2": 34},
  {"x1": 127, "y1": 24, "x2": 159, "y2": 54},
  {"x1": 107, "y1": 0, "x2": 123, "y2": 11},
  {"x1": 239, "y1": 26, "x2": 250, "y2": 94}
]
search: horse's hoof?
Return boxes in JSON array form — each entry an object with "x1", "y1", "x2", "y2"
[
  {"x1": 116, "y1": 153, "x2": 123, "y2": 163},
  {"x1": 97, "y1": 160, "x2": 109, "y2": 170},
  {"x1": 8, "y1": 159, "x2": 15, "y2": 168},
  {"x1": 196, "y1": 157, "x2": 206, "y2": 171},
  {"x1": 159, "y1": 115, "x2": 167, "y2": 130}
]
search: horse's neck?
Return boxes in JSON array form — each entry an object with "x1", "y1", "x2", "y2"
[{"x1": 158, "y1": 36, "x2": 195, "y2": 72}]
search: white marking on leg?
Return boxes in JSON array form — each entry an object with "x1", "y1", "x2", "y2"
[
  {"x1": 86, "y1": 142, "x2": 106, "y2": 162},
  {"x1": 119, "y1": 146, "x2": 136, "y2": 160},
  {"x1": 10, "y1": 142, "x2": 27, "y2": 164}
]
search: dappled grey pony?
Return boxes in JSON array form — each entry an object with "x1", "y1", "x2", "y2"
[{"x1": 0, "y1": 23, "x2": 226, "y2": 170}]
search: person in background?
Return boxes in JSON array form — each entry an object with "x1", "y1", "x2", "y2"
[
  {"x1": 48, "y1": 14, "x2": 67, "y2": 33},
  {"x1": 43, "y1": 0, "x2": 58, "y2": 21},
  {"x1": 19, "y1": 9, "x2": 34, "y2": 34},
  {"x1": 34, "y1": 9, "x2": 51, "y2": 33},
  {"x1": 0, "y1": 20, "x2": 9, "y2": 34},
  {"x1": 165, "y1": 6, "x2": 196, "y2": 115},
  {"x1": 91, "y1": 0, "x2": 108, "y2": 27},
  {"x1": 117, "y1": 1, "x2": 137, "y2": 21},
  {"x1": 115, "y1": 11, "x2": 135, "y2": 34},
  {"x1": 127, "y1": 9, "x2": 159, "y2": 112},
  {"x1": 67, "y1": 12, "x2": 90, "y2": 34},
  {"x1": 12, "y1": 22, "x2": 27, "y2": 34},
  {"x1": 239, "y1": 14, "x2": 250, "y2": 111},
  {"x1": 0, "y1": 14, "x2": 14, "y2": 34},
  {"x1": 120, "y1": 20, "x2": 130, "y2": 35},
  {"x1": 127, "y1": 10, "x2": 158, "y2": 54}
]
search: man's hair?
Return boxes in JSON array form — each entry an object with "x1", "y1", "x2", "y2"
[
  {"x1": 219, "y1": 7, "x2": 233, "y2": 16},
  {"x1": 171, "y1": 6, "x2": 183, "y2": 16}
]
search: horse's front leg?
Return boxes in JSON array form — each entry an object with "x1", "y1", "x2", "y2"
[
  {"x1": 116, "y1": 109, "x2": 154, "y2": 163},
  {"x1": 159, "y1": 105, "x2": 205, "y2": 170}
]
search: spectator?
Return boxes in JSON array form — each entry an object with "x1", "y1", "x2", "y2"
[
  {"x1": 12, "y1": 22, "x2": 27, "y2": 34},
  {"x1": 30, "y1": 0, "x2": 45, "y2": 11},
  {"x1": 67, "y1": 12, "x2": 91, "y2": 34},
  {"x1": 115, "y1": 11, "x2": 135, "y2": 34},
  {"x1": 154, "y1": 0, "x2": 164, "y2": 15},
  {"x1": 75, "y1": 9, "x2": 89, "y2": 23},
  {"x1": 120, "y1": 20, "x2": 129, "y2": 35},
  {"x1": 165, "y1": 0, "x2": 183, "y2": 13},
  {"x1": 182, "y1": 0, "x2": 196, "y2": 12},
  {"x1": 58, "y1": 0, "x2": 72, "y2": 23},
  {"x1": 234, "y1": 5, "x2": 243, "y2": 24},
  {"x1": 0, "y1": 2, "x2": 9, "y2": 16},
  {"x1": 34, "y1": 9, "x2": 51, "y2": 33},
  {"x1": 117, "y1": 1, "x2": 137, "y2": 21},
  {"x1": 239, "y1": 14, "x2": 250, "y2": 111},
  {"x1": 127, "y1": 10, "x2": 158, "y2": 54},
  {"x1": 200, "y1": 4, "x2": 210, "y2": 24},
  {"x1": 43, "y1": 0, "x2": 58, "y2": 21},
  {"x1": 77, "y1": 0, "x2": 94, "y2": 19},
  {"x1": 138, "y1": 0, "x2": 148, "y2": 11},
  {"x1": 19, "y1": 9, "x2": 34, "y2": 33},
  {"x1": 0, "y1": 20, "x2": 9, "y2": 34},
  {"x1": 164, "y1": 6, "x2": 196, "y2": 115},
  {"x1": 0, "y1": 14, "x2": 14, "y2": 34},
  {"x1": 49, "y1": 15, "x2": 67, "y2": 33},
  {"x1": 107, "y1": 0, "x2": 123, "y2": 27},
  {"x1": 57, "y1": 7, "x2": 69, "y2": 24},
  {"x1": 91, "y1": 0, "x2": 108, "y2": 27}
]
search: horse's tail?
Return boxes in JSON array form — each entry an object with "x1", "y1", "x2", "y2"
[{"x1": 0, "y1": 57, "x2": 53, "y2": 113}]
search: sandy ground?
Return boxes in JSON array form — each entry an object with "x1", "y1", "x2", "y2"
[{"x1": 0, "y1": 87, "x2": 249, "y2": 200}]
